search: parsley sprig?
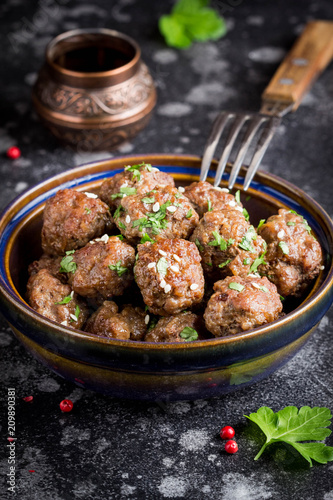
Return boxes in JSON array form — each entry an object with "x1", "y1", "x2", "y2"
[
  {"x1": 59, "y1": 250, "x2": 77, "y2": 274},
  {"x1": 109, "y1": 261, "x2": 128, "y2": 277},
  {"x1": 180, "y1": 327, "x2": 198, "y2": 341},
  {"x1": 208, "y1": 231, "x2": 234, "y2": 251},
  {"x1": 111, "y1": 186, "x2": 137, "y2": 200},
  {"x1": 245, "y1": 406, "x2": 333, "y2": 466},
  {"x1": 239, "y1": 226, "x2": 257, "y2": 252}
]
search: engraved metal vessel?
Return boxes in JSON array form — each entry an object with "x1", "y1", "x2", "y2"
[{"x1": 32, "y1": 29, "x2": 157, "y2": 151}]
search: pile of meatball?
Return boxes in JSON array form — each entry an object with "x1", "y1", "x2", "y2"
[{"x1": 27, "y1": 162, "x2": 323, "y2": 342}]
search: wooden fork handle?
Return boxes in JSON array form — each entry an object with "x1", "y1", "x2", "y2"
[{"x1": 262, "y1": 20, "x2": 333, "y2": 110}]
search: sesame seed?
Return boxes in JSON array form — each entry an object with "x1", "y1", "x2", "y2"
[
  {"x1": 152, "y1": 202, "x2": 160, "y2": 212},
  {"x1": 178, "y1": 186, "x2": 185, "y2": 193},
  {"x1": 70, "y1": 291, "x2": 74, "y2": 298},
  {"x1": 60, "y1": 321, "x2": 68, "y2": 326},
  {"x1": 190, "y1": 283, "x2": 199, "y2": 290},
  {"x1": 170, "y1": 265, "x2": 179, "y2": 273},
  {"x1": 173, "y1": 254, "x2": 181, "y2": 263},
  {"x1": 252, "y1": 282, "x2": 261, "y2": 289},
  {"x1": 220, "y1": 188, "x2": 230, "y2": 193},
  {"x1": 320, "y1": 265, "x2": 325, "y2": 270},
  {"x1": 164, "y1": 284, "x2": 172, "y2": 293},
  {"x1": 147, "y1": 262, "x2": 156, "y2": 269},
  {"x1": 160, "y1": 279, "x2": 166, "y2": 288},
  {"x1": 100, "y1": 234, "x2": 109, "y2": 243},
  {"x1": 84, "y1": 192, "x2": 98, "y2": 198},
  {"x1": 151, "y1": 167, "x2": 159, "y2": 172},
  {"x1": 125, "y1": 215, "x2": 131, "y2": 223},
  {"x1": 70, "y1": 314, "x2": 78, "y2": 322},
  {"x1": 145, "y1": 314, "x2": 150, "y2": 325},
  {"x1": 248, "y1": 273, "x2": 260, "y2": 278},
  {"x1": 158, "y1": 249, "x2": 167, "y2": 257},
  {"x1": 277, "y1": 230, "x2": 285, "y2": 238},
  {"x1": 89, "y1": 240, "x2": 95, "y2": 244},
  {"x1": 166, "y1": 206, "x2": 177, "y2": 213}
]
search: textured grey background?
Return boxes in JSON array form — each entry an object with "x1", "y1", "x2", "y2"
[{"x1": 1, "y1": 0, "x2": 333, "y2": 499}]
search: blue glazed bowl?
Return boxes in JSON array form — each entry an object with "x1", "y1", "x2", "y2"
[{"x1": 0, "y1": 154, "x2": 332, "y2": 401}]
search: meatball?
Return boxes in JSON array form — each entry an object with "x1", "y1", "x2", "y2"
[
  {"x1": 114, "y1": 185, "x2": 199, "y2": 245},
  {"x1": 184, "y1": 181, "x2": 242, "y2": 217},
  {"x1": 41, "y1": 189, "x2": 112, "y2": 256},
  {"x1": 85, "y1": 301, "x2": 147, "y2": 340},
  {"x1": 99, "y1": 162, "x2": 175, "y2": 211},
  {"x1": 190, "y1": 209, "x2": 266, "y2": 279},
  {"x1": 258, "y1": 209, "x2": 323, "y2": 297},
  {"x1": 28, "y1": 254, "x2": 65, "y2": 282},
  {"x1": 145, "y1": 311, "x2": 203, "y2": 342},
  {"x1": 204, "y1": 276, "x2": 282, "y2": 337},
  {"x1": 67, "y1": 235, "x2": 135, "y2": 301},
  {"x1": 26, "y1": 269, "x2": 89, "y2": 329},
  {"x1": 135, "y1": 238, "x2": 204, "y2": 316}
]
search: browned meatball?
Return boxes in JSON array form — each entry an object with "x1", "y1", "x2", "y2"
[
  {"x1": 28, "y1": 254, "x2": 65, "y2": 282},
  {"x1": 26, "y1": 269, "x2": 89, "y2": 329},
  {"x1": 41, "y1": 189, "x2": 113, "y2": 256},
  {"x1": 135, "y1": 238, "x2": 204, "y2": 316},
  {"x1": 85, "y1": 301, "x2": 130, "y2": 339},
  {"x1": 184, "y1": 181, "x2": 242, "y2": 217},
  {"x1": 113, "y1": 185, "x2": 199, "y2": 245},
  {"x1": 204, "y1": 276, "x2": 282, "y2": 337},
  {"x1": 85, "y1": 301, "x2": 147, "y2": 340},
  {"x1": 67, "y1": 235, "x2": 135, "y2": 301},
  {"x1": 145, "y1": 312, "x2": 203, "y2": 342},
  {"x1": 190, "y1": 209, "x2": 266, "y2": 279},
  {"x1": 99, "y1": 163, "x2": 175, "y2": 211},
  {"x1": 258, "y1": 209, "x2": 323, "y2": 297}
]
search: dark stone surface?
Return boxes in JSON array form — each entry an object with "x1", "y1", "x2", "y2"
[{"x1": 1, "y1": 0, "x2": 333, "y2": 498}]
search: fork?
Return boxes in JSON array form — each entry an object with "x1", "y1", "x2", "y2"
[{"x1": 200, "y1": 20, "x2": 333, "y2": 191}]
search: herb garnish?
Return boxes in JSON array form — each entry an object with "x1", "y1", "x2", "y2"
[
  {"x1": 279, "y1": 241, "x2": 289, "y2": 255},
  {"x1": 157, "y1": 257, "x2": 168, "y2": 276},
  {"x1": 245, "y1": 406, "x2": 333, "y2": 466},
  {"x1": 207, "y1": 199, "x2": 213, "y2": 212},
  {"x1": 229, "y1": 282, "x2": 244, "y2": 292},
  {"x1": 108, "y1": 261, "x2": 128, "y2": 276},
  {"x1": 243, "y1": 258, "x2": 251, "y2": 265},
  {"x1": 141, "y1": 197, "x2": 155, "y2": 204},
  {"x1": 140, "y1": 234, "x2": 155, "y2": 244},
  {"x1": 243, "y1": 208, "x2": 250, "y2": 221},
  {"x1": 288, "y1": 210, "x2": 312, "y2": 234},
  {"x1": 219, "y1": 259, "x2": 231, "y2": 268},
  {"x1": 235, "y1": 190, "x2": 241, "y2": 205},
  {"x1": 71, "y1": 305, "x2": 80, "y2": 322},
  {"x1": 55, "y1": 292, "x2": 73, "y2": 305},
  {"x1": 113, "y1": 205, "x2": 124, "y2": 220},
  {"x1": 195, "y1": 239, "x2": 204, "y2": 252},
  {"x1": 132, "y1": 201, "x2": 171, "y2": 235},
  {"x1": 115, "y1": 234, "x2": 124, "y2": 241},
  {"x1": 85, "y1": 207, "x2": 91, "y2": 214},
  {"x1": 180, "y1": 327, "x2": 198, "y2": 341},
  {"x1": 257, "y1": 219, "x2": 266, "y2": 230},
  {"x1": 159, "y1": 0, "x2": 226, "y2": 49},
  {"x1": 208, "y1": 231, "x2": 233, "y2": 251},
  {"x1": 239, "y1": 226, "x2": 257, "y2": 252},
  {"x1": 287, "y1": 221, "x2": 296, "y2": 226},
  {"x1": 186, "y1": 209, "x2": 192, "y2": 219},
  {"x1": 59, "y1": 251, "x2": 77, "y2": 274}
]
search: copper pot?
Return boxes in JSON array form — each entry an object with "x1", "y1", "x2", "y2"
[{"x1": 32, "y1": 29, "x2": 156, "y2": 151}]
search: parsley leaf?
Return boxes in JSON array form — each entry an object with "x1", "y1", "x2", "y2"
[
  {"x1": 85, "y1": 207, "x2": 91, "y2": 214},
  {"x1": 287, "y1": 221, "x2": 296, "y2": 226},
  {"x1": 245, "y1": 406, "x2": 333, "y2": 466},
  {"x1": 249, "y1": 247, "x2": 267, "y2": 273},
  {"x1": 115, "y1": 234, "x2": 124, "y2": 241},
  {"x1": 207, "y1": 198, "x2": 213, "y2": 212},
  {"x1": 235, "y1": 190, "x2": 241, "y2": 205},
  {"x1": 111, "y1": 186, "x2": 137, "y2": 200},
  {"x1": 59, "y1": 252, "x2": 77, "y2": 274},
  {"x1": 195, "y1": 238, "x2": 204, "y2": 252},
  {"x1": 109, "y1": 261, "x2": 128, "y2": 277},
  {"x1": 159, "y1": 0, "x2": 226, "y2": 49},
  {"x1": 55, "y1": 292, "x2": 73, "y2": 305},
  {"x1": 243, "y1": 208, "x2": 250, "y2": 221},
  {"x1": 257, "y1": 219, "x2": 266, "y2": 230},
  {"x1": 140, "y1": 233, "x2": 155, "y2": 244},
  {"x1": 208, "y1": 230, "x2": 231, "y2": 251},
  {"x1": 141, "y1": 197, "x2": 155, "y2": 204},
  {"x1": 239, "y1": 226, "x2": 257, "y2": 252},
  {"x1": 229, "y1": 282, "x2": 244, "y2": 292},
  {"x1": 180, "y1": 327, "x2": 198, "y2": 341},
  {"x1": 279, "y1": 241, "x2": 289, "y2": 255},
  {"x1": 186, "y1": 209, "x2": 192, "y2": 219},
  {"x1": 219, "y1": 259, "x2": 231, "y2": 268},
  {"x1": 70, "y1": 305, "x2": 80, "y2": 322}
]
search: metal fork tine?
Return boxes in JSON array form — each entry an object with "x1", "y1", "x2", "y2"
[
  {"x1": 243, "y1": 116, "x2": 281, "y2": 190},
  {"x1": 227, "y1": 115, "x2": 266, "y2": 190},
  {"x1": 213, "y1": 114, "x2": 248, "y2": 187},
  {"x1": 200, "y1": 111, "x2": 231, "y2": 182}
]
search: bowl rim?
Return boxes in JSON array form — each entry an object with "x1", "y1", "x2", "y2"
[{"x1": 1, "y1": 153, "x2": 332, "y2": 350}]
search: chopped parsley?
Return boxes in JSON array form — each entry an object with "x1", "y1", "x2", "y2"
[
  {"x1": 229, "y1": 282, "x2": 244, "y2": 292},
  {"x1": 243, "y1": 208, "x2": 249, "y2": 221},
  {"x1": 257, "y1": 219, "x2": 266, "y2": 230},
  {"x1": 195, "y1": 239, "x2": 204, "y2": 252},
  {"x1": 141, "y1": 197, "x2": 155, "y2": 204},
  {"x1": 111, "y1": 186, "x2": 137, "y2": 200},
  {"x1": 109, "y1": 260, "x2": 128, "y2": 276},
  {"x1": 180, "y1": 327, "x2": 198, "y2": 342},
  {"x1": 249, "y1": 247, "x2": 267, "y2": 273},
  {"x1": 243, "y1": 258, "x2": 251, "y2": 265},
  {"x1": 207, "y1": 199, "x2": 213, "y2": 212},
  {"x1": 157, "y1": 257, "x2": 168, "y2": 276},
  {"x1": 280, "y1": 295, "x2": 285, "y2": 301},
  {"x1": 85, "y1": 207, "x2": 91, "y2": 214},
  {"x1": 208, "y1": 231, "x2": 233, "y2": 252},
  {"x1": 235, "y1": 190, "x2": 241, "y2": 205},
  {"x1": 55, "y1": 292, "x2": 73, "y2": 305},
  {"x1": 175, "y1": 192, "x2": 182, "y2": 199},
  {"x1": 113, "y1": 205, "x2": 124, "y2": 220},
  {"x1": 59, "y1": 251, "x2": 77, "y2": 274},
  {"x1": 260, "y1": 286, "x2": 269, "y2": 293},
  {"x1": 239, "y1": 226, "x2": 257, "y2": 252},
  {"x1": 279, "y1": 241, "x2": 289, "y2": 255},
  {"x1": 287, "y1": 221, "x2": 296, "y2": 226},
  {"x1": 186, "y1": 209, "x2": 192, "y2": 219},
  {"x1": 288, "y1": 210, "x2": 312, "y2": 234},
  {"x1": 115, "y1": 234, "x2": 124, "y2": 240},
  {"x1": 140, "y1": 233, "x2": 155, "y2": 244},
  {"x1": 132, "y1": 201, "x2": 172, "y2": 235},
  {"x1": 118, "y1": 221, "x2": 126, "y2": 230},
  {"x1": 147, "y1": 315, "x2": 158, "y2": 332},
  {"x1": 219, "y1": 259, "x2": 231, "y2": 268},
  {"x1": 71, "y1": 305, "x2": 80, "y2": 322}
]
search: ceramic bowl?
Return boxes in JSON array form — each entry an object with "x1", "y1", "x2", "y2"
[{"x1": 0, "y1": 155, "x2": 332, "y2": 401}]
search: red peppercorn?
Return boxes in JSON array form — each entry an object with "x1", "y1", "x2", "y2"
[
  {"x1": 225, "y1": 440, "x2": 238, "y2": 454},
  {"x1": 7, "y1": 146, "x2": 21, "y2": 159},
  {"x1": 220, "y1": 425, "x2": 235, "y2": 440},
  {"x1": 59, "y1": 399, "x2": 73, "y2": 412},
  {"x1": 22, "y1": 396, "x2": 33, "y2": 402}
]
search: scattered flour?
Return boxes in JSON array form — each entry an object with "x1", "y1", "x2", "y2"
[
  {"x1": 162, "y1": 458, "x2": 175, "y2": 468},
  {"x1": 186, "y1": 82, "x2": 235, "y2": 106},
  {"x1": 158, "y1": 103, "x2": 193, "y2": 117},
  {"x1": 153, "y1": 49, "x2": 178, "y2": 65},
  {"x1": 120, "y1": 484, "x2": 136, "y2": 496},
  {"x1": 248, "y1": 47, "x2": 286, "y2": 63},
  {"x1": 37, "y1": 377, "x2": 60, "y2": 392},
  {"x1": 179, "y1": 429, "x2": 209, "y2": 451},
  {"x1": 157, "y1": 476, "x2": 188, "y2": 498},
  {"x1": 14, "y1": 181, "x2": 28, "y2": 192},
  {"x1": 220, "y1": 472, "x2": 273, "y2": 500},
  {"x1": 246, "y1": 15, "x2": 264, "y2": 26}
]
